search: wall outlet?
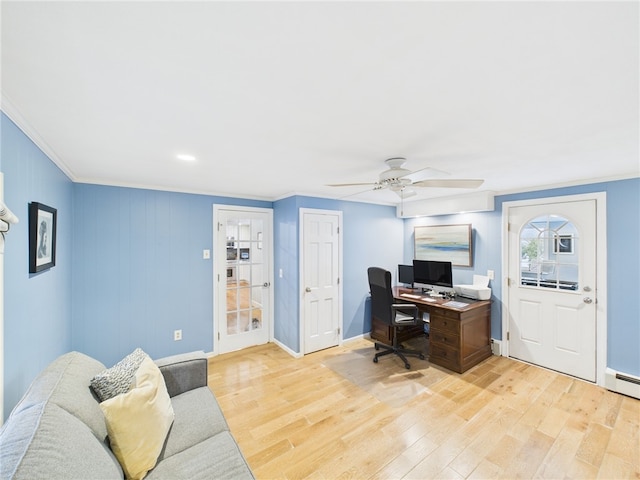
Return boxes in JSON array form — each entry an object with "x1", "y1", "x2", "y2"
[
  {"x1": 202, "y1": 249, "x2": 210, "y2": 259},
  {"x1": 487, "y1": 269, "x2": 495, "y2": 280},
  {"x1": 174, "y1": 329, "x2": 182, "y2": 341}
]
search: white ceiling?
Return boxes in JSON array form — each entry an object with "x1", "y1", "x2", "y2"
[{"x1": 2, "y1": 1, "x2": 638, "y2": 205}]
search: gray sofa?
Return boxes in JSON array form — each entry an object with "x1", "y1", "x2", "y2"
[{"x1": 0, "y1": 350, "x2": 254, "y2": 479}]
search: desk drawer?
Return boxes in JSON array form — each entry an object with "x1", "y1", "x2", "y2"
[
  {"x1": 430, "y1": 314, "x2": 459, "y2": 335},
  {"x1": 429, "y1": 343, "x2": 461, "y2": 371},
  {"x1": 371, "y1": 317, "x2": 423, "y2": 345},
  {"x1": 430, "y1": 330, "x2": 459, "y2": 349},
  {"x1": 430, "y1": 306, "x2": 460, "y2": 320}
]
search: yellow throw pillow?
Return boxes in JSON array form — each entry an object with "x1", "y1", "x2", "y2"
[{"x1": 100, "y1": 356, "x2": 175, "y2": 480}]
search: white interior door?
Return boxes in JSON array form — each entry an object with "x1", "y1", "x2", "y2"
[
  {"x1": 507, "y1": 199, "x2": 597, "y2": 382},
  {"x1": 215, "y1": 206, "x2": 272, "y2": 354},
  {"x1": 301, "y1": 209, "x2": 342, "y2": 354}
]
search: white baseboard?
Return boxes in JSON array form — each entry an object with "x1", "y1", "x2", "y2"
[
  {"x1": 273, "y1": 338, "x2": 303, "y2": 359},
  {"x1": 275, "y1": 333, "x2": 369, "y2": 358},
  {"x1": 605, "y1": 368, "x2": 640, "y2": 400},
  {"x1": 343, "y1": 333, "x2": 369, "y2": 344}
]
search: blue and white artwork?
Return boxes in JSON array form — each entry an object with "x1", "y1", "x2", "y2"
[{"x1": 414, "y1": 224, "x2": 472, "y2": 266}]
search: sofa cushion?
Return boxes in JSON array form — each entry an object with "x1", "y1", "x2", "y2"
[
  {"x1": 155, "y1": 351, "x2": 208, "y2": 397},
  {"x1": 147, "y1": 431, "x2": 254, "y2": 480},
  {"x1": 0, "y1": 401, "x2": 123, "y2": 480},
  {"x1": 158, "y1": 386, "x2": 229, "y2": 460},
  {"x1": 91, "y1": 347, "x2": 147, "y2": 401},
  {"x1": 100, "y1": 356, "x2": 175, "y2": 480},
  {"x1": 9, "y1": 351, "x2": 109, "y2": 441}
]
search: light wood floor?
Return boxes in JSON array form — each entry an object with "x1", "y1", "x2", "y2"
[{"x1": 208, "y1": 338, "x2": 640, "y2": 479}]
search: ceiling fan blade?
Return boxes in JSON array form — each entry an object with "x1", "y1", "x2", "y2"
[
  {"x1": 326, "y1": 182, "x2": 378, "y2": 187},
  {"x1": 391, "y1": 159, "x2": 450, "y2": 181},
  {"x1": 412, "y1": 179, "x2": 484, "y2": 189},
  {"x1": 337, "y1": 186, "x2": 380, "y2": 200},
  {"x1": 403, "y1": 166, "x2": 449, "y2": 182}
]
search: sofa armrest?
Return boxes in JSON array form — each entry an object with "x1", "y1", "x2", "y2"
[{"x1": 155, "y1": 351, "x2": 208, "y2": 397}]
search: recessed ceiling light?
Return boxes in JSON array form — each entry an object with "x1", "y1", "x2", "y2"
[{"x1": 176, "y1": 154, "x2": 196, "y2": 162}]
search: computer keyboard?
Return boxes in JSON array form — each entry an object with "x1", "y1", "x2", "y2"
[{"x1": 399, "y1": 293, "x2": 422, "y2": 299}]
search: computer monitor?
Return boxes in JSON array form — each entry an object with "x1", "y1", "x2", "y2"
[
  {"x1": 412, "y1": 259, "x2": 454, "y2": 294},
  {"x1": 398, "y1": 264, "x2": 414, "y2": 288}
]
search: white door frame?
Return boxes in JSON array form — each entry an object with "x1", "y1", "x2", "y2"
[
  {"x1": 501, "y1": 192, "x2": 607, "y2": 386},
  {"x1": 213, "y1": 204, "x2": 274, "y2": 355},
  {"x1": 299, "y1": 208, "x2": 343, "y2": 355}
]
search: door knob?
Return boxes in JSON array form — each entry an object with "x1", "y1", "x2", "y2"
[
  {"x1": 305, "y1": 287, "x2": 311, "y2": 293},
  {"x1": 583, "y1": 297, "x2": 593, "y2": 304}
]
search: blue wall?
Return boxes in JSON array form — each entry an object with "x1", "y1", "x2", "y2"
[
  {"x1": 71, "y1": 184, "x2": 270, "y2": 367},
  {"x1": 2, "y1": 111, "x2": 639, "y2": 420},
  {"x1": 2, "y1": 114, "x2": 74, "y2": 416},
  {"x1": 404, "y1": 210, "x2": 502, "y2": 334},
  {"x1": 273, "y1": 196, "x2": 402, "y2": 353},
  {"x1": 272, "y1": 196, "x2": 299, "y2": 351},
  {"x1": 404, "y1": 179, "x2": 640, "y2": 377},
  {"x1": 496, "y1": 180, "x2": 640, "y2": 376}
]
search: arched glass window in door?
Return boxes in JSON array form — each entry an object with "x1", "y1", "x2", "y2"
[{"x1": 520, "y1": 214, "x2": 579, "y2": 291}]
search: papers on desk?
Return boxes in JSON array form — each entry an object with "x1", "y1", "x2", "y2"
[{"x1": 443, "y1": 300, "x2": 469, "y2": 309}]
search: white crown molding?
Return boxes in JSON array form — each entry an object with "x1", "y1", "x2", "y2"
[
  {"x1": 3, "y1": 93, "x2": 637, "y2": 207},
  {"x1": 73, "y1": 177, "x2": 277, "y2": 203},
  {"x1": 493, "y1": 173, "x2": 640, "y2": 198},
  {"x1": 1, "y1": 94, "x2": 77, "y2": 181}
]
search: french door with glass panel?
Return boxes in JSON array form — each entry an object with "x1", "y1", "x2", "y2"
[{"x1": 215, "y1": 206, "x2": 272, "y2": 354}]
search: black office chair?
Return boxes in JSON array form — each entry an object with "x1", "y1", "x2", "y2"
[{"x1": 368, "y1": 267, "x2": 425, "y2": 369}]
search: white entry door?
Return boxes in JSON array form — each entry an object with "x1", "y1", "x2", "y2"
[
  {"x1": 507, "y1": 199, "x2": 597, "y2": 382},
  {"x1": 301, "y1": 209, "x2": 342, "y2": 354},
  {"x1": 215, "y1": 206, "x2": 272, "y2": 354}
]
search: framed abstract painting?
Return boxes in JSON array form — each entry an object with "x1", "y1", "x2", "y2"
[{"x1": 414, "y1": 224, "x2": 472, "y2": 267}]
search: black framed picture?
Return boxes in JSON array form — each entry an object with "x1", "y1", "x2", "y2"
[{"x1": 29, "y1": 202, "x2": 57, "y2": 273}]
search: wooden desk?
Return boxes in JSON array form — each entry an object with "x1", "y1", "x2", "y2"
[{"x1": 371, "y1": 287, "x2": 492, "y2": 373}]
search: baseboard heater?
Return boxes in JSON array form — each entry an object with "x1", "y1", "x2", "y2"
[
  {"x1": 605, "y1": 368, "x2": 640, "y2": 400},
  {"x1": 490, "y1": 338, "x2": 501, "y2": 356}
]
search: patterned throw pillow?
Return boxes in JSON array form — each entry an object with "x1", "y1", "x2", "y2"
[{"x1": 91, "y1": 348, "x2": 148, "y2": 402}]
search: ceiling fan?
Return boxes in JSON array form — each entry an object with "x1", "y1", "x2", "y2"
[{"x1": 327, "y1": 157, "x2": 484, "y2": 199}]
